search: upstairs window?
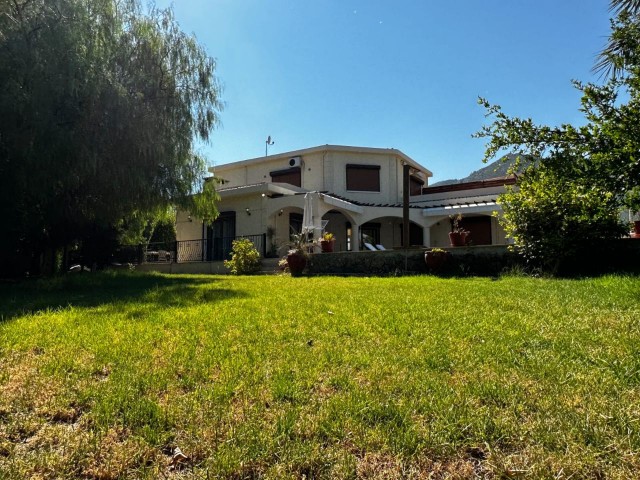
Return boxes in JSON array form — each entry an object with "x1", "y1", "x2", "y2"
[
  {"x1": 410, "y1": 175, "x2": 425, "y2": 196},
  {"x1": 346, "y1": 164, "x2": 380, "y2": 192},
  {"x1": 270, "y1": 167, "x2": 301, "y2": 187}
]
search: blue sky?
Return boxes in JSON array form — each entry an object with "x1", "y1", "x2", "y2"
[{"x1": 154, "y1": 0, "x2": 611, "y2": 182}]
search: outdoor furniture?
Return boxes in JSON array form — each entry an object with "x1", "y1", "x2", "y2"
[
  {"x1": 145, "y1": 250, "x2": 171, "y2": 262},
  {"x1": 364, "y1": 243, "x2": 377, "y2": 251},
  {"x1": 375, "y1": 244, "x2": 387, "y2": 250}
]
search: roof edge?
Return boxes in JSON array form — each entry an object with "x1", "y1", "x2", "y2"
[
  {"x1": 421, "y1": 176, "x2": 516, "y2": 195},
  {"x1": 209, "y1": 144, "x2": 432, "y2": 177}
]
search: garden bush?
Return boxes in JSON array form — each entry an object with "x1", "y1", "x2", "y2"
[{"x1": 224, "y1": 238, "x2": 261, "y2": 275}]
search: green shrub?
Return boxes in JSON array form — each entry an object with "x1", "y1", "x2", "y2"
[
  {"x1": 499, "y1": 165, "x2": 627, "y2": 274},
  {"x1": 224, "y1": 238, "x2": 261, "y2": 275}
]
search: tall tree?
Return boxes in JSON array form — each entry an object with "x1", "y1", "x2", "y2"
[
  {"x1": 596, "y1": 0, "x2": 640, "y2": 77},
  {"x1": 0, "y1": 0, "x2": 222, "y2": 274},
  {"x1": 476, "y1": 9, "x2": 640, "y2": 273}
]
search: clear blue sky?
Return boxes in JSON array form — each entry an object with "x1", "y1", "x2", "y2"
[{"x1": 154, "y1": 0, "x2": 611, "y2": 183}]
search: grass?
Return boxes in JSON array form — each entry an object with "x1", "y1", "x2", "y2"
[{"x1": 0, "y1": 271, "x2": 639, "y2": 478}]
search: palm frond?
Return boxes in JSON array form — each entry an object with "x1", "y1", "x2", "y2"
[
  {"x1": 610, "y1": 0, "x2": 640, "y2": 14},
  {"x1": 593, "y1": 41, "x2": 625, "y2": 79}
]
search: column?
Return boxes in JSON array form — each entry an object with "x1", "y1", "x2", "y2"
[{"x1": 423, "y1": 226, "x2": 431, "y2": 248}]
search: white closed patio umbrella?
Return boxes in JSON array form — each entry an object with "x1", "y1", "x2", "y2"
[{"x1": 302, "y1": 191, "x2": 321, "y2": 241}]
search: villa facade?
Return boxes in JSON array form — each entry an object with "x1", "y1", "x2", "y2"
[{"x1": 176, "y1": 145, "x2": 512, "y2": 260}]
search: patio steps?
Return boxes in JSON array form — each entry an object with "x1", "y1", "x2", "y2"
[{"x1": 260, "y1": 257, "x2": 282, "y2": 274}]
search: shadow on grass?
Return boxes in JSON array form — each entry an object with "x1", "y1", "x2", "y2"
[{"x1": 0, "y1": 271, "x2": 244, "y2": 323}]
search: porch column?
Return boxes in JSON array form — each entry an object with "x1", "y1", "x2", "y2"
[
  {"x1": 351, "y1": 222, "x2": 360, "y2": 251},
  {"x1": 421, "y1": 215, "x2": 442, "y2": 248},
  {"x1": 423, "y1": 226, "x2": 431, "y2": 248}
]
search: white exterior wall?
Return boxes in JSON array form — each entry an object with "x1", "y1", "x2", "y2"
[
  {"x1": 430, "y1": 220, "x2": 453, "y2": 248},
  {"x1": 214, "y1": 152, "x2": 327, "y2": 191},
  {"x1": 213, "y1": 148, "x2": 411, "y2": 204},
  {"x1": 492, "y1": 216, "x2": 509, "y2": 244},
  {"x1": 326, "y1": 151, "x2": 400, "y2": 203},
  {"x1": 216, "y1": 195, "x2": 267, "y2": 237},
  {"x1": 176, "y1": 209, "x2": 204, "y2": 241}
]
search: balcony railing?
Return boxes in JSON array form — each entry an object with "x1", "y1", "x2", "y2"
[{"x1": 115, "y1": 234, "x2": 267, "y2": 265}]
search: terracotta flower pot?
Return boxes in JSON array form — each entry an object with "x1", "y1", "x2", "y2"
[
  {"x1": 448, "y1": 231, "x2": 468, "y2": 247},
  {"x1": 286, "y1": 252, "x2": 307, "y2": 277},
  {"x1": 425, "y1": 251, "x2": 449, "y2": 271},
  {"x1": 320, "y1": 240, "x2": 334, "y2": 253}
]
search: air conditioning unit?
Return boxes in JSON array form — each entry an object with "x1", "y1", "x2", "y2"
[{"x1": 288, "y1": 156, "x2": 302, "y2": 167}]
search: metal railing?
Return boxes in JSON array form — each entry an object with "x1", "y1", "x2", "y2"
[
  {"x1": 115, "y1": 234, "x2": 266, "y2": 265},
  {"x1": 176, "y1": 239, "x2": 207, "y2": 263}
]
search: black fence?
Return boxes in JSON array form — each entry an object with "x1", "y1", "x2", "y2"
[{"x1": 113, "y1": 234, "x2": 266, "y2": 265}]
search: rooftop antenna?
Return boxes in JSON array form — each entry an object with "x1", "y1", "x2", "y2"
[{"x1": 265, "y1": 136, "x2": 274, "y2": 156}]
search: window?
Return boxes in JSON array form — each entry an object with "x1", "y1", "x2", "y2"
[
  {"x1": 289, "y1": 212, "x2": 303, "y2": 236},
  {"x1": 410, "y1": 175, "x2": 424, "y2": 196},
  {"x1": 270, "y1": 167, "x2": 301, "y2": 187},
  {"x1": 346, "y1": 164, "x2": 380, "y2": 192}
]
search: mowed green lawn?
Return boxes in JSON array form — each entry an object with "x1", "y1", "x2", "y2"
[{"x1": 1, "y1": 272, "x2": 639, "y2": 479}]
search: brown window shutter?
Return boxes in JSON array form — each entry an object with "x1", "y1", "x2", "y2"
[{"x1": 346, "y1": 164, "x2": 380, "y2": 192}]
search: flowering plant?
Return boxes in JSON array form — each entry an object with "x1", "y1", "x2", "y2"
[{"x1": 449, "y1": 214, "x2": 468, "y2": 234}]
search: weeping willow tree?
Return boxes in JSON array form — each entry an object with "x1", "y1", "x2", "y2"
[{"x1": 0, "y1": 0, "x2": 222, "y2": 274}]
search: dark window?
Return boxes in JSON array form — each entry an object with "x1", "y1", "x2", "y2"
[
  {"x1": 271, "y1": 167, "x2": 301, "y2": 187},
  {"x1": 410, "y1": 175, "x2": 424, "y2": 196},
  {"x1": 398, "y1": 222, "x2": 424, "y2": 247},
  {"x1": 289, "y1": 213, "x2": 303, "y2": 236},
  {"x1": 360, "y1": 222, "x2": 381, "y2": 247},
  {"x1": 346, "y1": 164, "x2": 380, "y2": 192}
]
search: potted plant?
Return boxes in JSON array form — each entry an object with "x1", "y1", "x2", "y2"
[
  {"x1": 425, "y1": 247, "x2": 450, "y2": 271},
  {"x1": 320, "y1": 232, "x2": 335, "y2": 252},
  {"x1": 448, "y1": 214, "x2": 469, "y2": 247},
  {"x1": 284, "y1": 232, "x2": 309, "y2": 277}
]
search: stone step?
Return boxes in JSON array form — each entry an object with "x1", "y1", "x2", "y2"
[{"x1": 260, "y1": 257, "x2": 282, "y2": 274}]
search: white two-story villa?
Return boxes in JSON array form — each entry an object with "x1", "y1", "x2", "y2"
[{"x1": 176, "y1": 145, "x2": 511, "y2": 261}]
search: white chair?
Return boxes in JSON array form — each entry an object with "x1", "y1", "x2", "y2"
[
  {"x1": 375, "y1": 244, "x2": 386, "y2": 251},
  {"x1": 363, "y1": 243, "x2": 377, "y2": 251}
]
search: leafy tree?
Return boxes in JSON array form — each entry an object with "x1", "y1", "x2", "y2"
[
  {"x1": 0, "y1": 0, "x2": 222, "y2": 275},
  {"x1": 498, "y1": 163, "x2": 626, "y2": 273},
  {"x1": 476, "y1": 8, "x2": 640, "y2": 272},
  {"x1": 117, "y1": 207, "x2": 177, "y2": 247}
]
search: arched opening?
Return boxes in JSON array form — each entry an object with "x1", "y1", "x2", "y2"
[{"x1": 321, "y1": 210, "x2": 355, "y2": 252}]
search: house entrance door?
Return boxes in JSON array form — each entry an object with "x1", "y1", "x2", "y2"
[
  {"x1": 207, "y1": 211, "x2": 236, "y2": 260},
  {"x1": 460, "y1": 216, "x2": 492, "y2": 245}
]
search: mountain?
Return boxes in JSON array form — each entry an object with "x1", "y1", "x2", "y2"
[{"x1": 431, "y1": 154, "x2": 526, "y2": 187}]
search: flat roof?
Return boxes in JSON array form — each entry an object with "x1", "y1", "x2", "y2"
[{"x1": 209, "y1": 144, "x2": 433, "y2": 178}]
